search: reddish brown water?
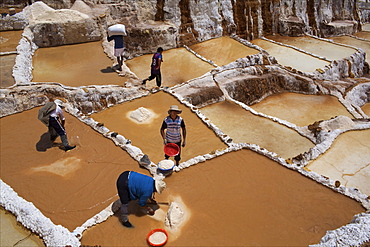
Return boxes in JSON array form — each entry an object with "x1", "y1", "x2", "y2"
[
  {"x1": 0, "y1": 107, "x2": 144, "y2": 231},
  {"x1": 0, "y1": 30, "x2": 22, "y2": 52},
  {"x1": 125, "y1": 47, "x2": 214, "y2": 88},
  {"x1": 1, "y1": 35, "x2": 368, "y2": 246},
  {"x1": 32, "y1": 41, "x2": 128, "y2": 87},
  {"x1": 0, "y1": 54, "x2": 16, "y2": 87},
  {"x1": 363, "y1": 102, "x2": 370, "y2": 116},
  {"x1": 81, "y1": 149, "x2": 365, "y2": 246},
  {"x1": 0, "y1": 30, "x2": 23, "y2": 88},
  {"x1": 91, "y1": 91, "x2": 227, "y2": 164}
]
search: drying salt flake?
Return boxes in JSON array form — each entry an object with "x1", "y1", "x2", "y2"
[{"x1": 129, "y1": 107, "x2": 153, "y2": 123}]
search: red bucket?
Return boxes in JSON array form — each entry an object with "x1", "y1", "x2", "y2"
[
  {"x1": 164, "y1": 143, "x2": 180, "y2": 157},
  {"x1": 147, "y1": 228, "x2": 168, "y2": 246}
]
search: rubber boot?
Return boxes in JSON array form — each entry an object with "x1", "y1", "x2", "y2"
[
  {"x1": 61, "y1": 135, "x2": 76, "y2": 152},
  {"x1": 120, "y1": 204, "x2": 133, "y2": 228}
]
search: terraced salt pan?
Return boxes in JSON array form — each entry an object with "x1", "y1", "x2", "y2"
[
  {"x1": 0, "y1": 107, "x2": 145, "y2": 231},
  {"x1": 189, "y1": 36, "x2": 260, "y2": 66},
  {"x1": 0, "y1": 208, "x2": 44, "y2": 246},
  {"x1": 81, "y1": 149, "x2": 366, "y2": 246},
  {"x1": 363, "y1": 103, "x2": 370, "y2": 116},
  {"x1": 125, "y1": 47, "x2": 214, "y2": 88},
  {"x1": 331, "y1": 35, "x2": 370, "y2": 64},
  {"x1": 353, "y1": 31, "x2": 370, "y2": 40},
  {"x1": 32, "y1": 41, "x2": 128, "y2": 87},
  {"x1": 265, "y1": 35, "x2": 357, "y2": 61},
  {"x1": 251, "y1": 38, "x2": 330, "y2": 72},
  {"x1": 199, "y1": 100, "x2": 314, "y2": 159},
  {"x1": 250, "y1": 92, "x2": 353, "y2": 127},
  {"x1": 306, "y1": 129, "x2": 370, "y2": 195},
  {"x1": 0, "y1": 30, "x2": 22, "y2": 88},
  {"x1": 0, "y1": 30, "x2": 22, "y2": 52},
  {"x1": 0, "y1": 54, "x2": 16, "y2": 87},
  {"x1": 91, "y1": 91, "x2": 227, "y2": 164}
]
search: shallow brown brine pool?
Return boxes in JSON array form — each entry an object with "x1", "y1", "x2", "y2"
[
  {"x1": 80, "y1": 149, "x2": 364, "y2": 246},
  {"x1": 251, "y1": 38, "x2": 330, "y2": 72},
  {"x1": 125, "y1": 47, "x2": 215, "y2": 88},
  {"x1": 32, "y1": 41, "x2": 128, "y2": 87},
  {"x1": 1, "y1": 32, "x2": 369, "y2": 246},
  {"x1": 189, "y1": 36, "x2": 260, "y2": 66}
]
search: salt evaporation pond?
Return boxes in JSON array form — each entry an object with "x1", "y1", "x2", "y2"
[
  {"x1": 81, "y1": 149, "x2": 365, "y2": 246},
  {"x1": 189, "y1": 36, "x2": 259, "y2": 66},
  {"x1": 250, "y1": 92, "x2": 353, "y2": 127},
  {"x1": 32, "y1": 41, "x2": 128, "y2": 87},
  {"x1": 363, "y1": 103, "x2": 370, "y2": 115},
  {"x1": 1, "y1": 31, "x2": 369, "y2": 246},
  {"x1": 0, "y1": 208, "x2": 44, "y2": 246},
  {"x1": 91, "y1": 91, "x2": 227, "y2": 164},
  {"x1": 251, "y1": 38, "x2": 330, "y2": 72},
  {"x1": 125, "y1": 47, "x2": 215, "y2": 88},
  {"x1": 331, "y1": 35, "x2": 370, "y2": 64},
  {"x1": 0, "y1": 54, "x2": 16, "y2": 87},
  {"x1": 266, "y1": 35, "x2": 357, "y2": 61},
  {"x1": 198, "y1": 100, "x2": 314, "y2": 159},
  {"x1": 0, "y1": 107, "x2": 147, "y2": 231},
  {"x1": 306, "y1": 129, "x2": 370, "y2": 195},
  {"x1": 353, "y1": 31, "x2": 370, "y2": 40},
  {"x1": 0, "y1": 30, "x2": 22, "y2": 88}
]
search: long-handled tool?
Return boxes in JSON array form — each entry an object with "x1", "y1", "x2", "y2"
[{"x1": 148, "y1": 202, "x2": 170, "y2": 206}]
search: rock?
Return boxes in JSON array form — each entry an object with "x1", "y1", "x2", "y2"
[
  {"x1": 139, "y1": 154, "x2": 151, "y2": 166},
  {"x1": 24, "y1": 1, "x2": 101, "y2": 47}
]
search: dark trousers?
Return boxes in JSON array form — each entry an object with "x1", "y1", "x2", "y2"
[
  {"x1": 117, "y1": 171, "x2": 130, "y2": 204},
  {"x1": 148, "y1": 72, "x2": 162, "y2": 87}
]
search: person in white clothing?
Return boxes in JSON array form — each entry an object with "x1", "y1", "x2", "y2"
[{"x1": 38, "y1": 99, "x2": 76, "y2": 152}]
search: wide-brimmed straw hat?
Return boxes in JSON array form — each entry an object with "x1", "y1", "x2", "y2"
[
  {"x1": 155, "y1": 179, "x2": 166, "y2": 194},
  {"x1": 168, "y1": 105, "x2": 182, "y2": 114}
]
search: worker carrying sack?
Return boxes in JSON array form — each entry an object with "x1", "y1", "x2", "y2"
[
  {"x1": 108, "y1": 24, "x2": 127, "y2": 37},
  {"x1": 38, "y1": 102, "x2": 56, "y2": 127}
]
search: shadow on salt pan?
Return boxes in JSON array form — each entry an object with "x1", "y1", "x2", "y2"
[{"x1": 199, "y1": 100, "x2": 314, "y2": 159}]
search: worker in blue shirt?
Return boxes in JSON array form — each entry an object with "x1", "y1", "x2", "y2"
[{"x1": 116, "y1": 171, "x2": 166, "y2": 228}]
